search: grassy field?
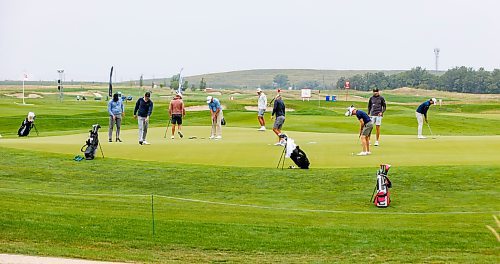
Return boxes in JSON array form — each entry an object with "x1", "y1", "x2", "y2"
[{"x1": 0, "y1": 87, "x2": 499, "y2": 263}]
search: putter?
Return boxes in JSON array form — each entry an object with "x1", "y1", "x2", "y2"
[
  {"x1": 210, "y1": 117, "x2": 216, "y2": 138},
  {"x1": 427, "y1": 123, "x2": 437, "y2": 139},
  {"x1": 163, "y1": 118, "x2": 171, "y2": 138}
]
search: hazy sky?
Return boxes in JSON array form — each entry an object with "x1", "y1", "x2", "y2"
[{"x1": 1, "y1": 0, "x2": 499, "y2": 81}]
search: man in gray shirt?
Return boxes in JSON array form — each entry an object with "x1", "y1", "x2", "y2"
[{"x1": 368, "y1": 88, "x2": 386, "y2": 146}]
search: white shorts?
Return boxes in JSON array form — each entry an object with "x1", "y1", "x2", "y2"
[
  {"x1": 258, "y1": 109, "x2": 266, "y2": 117},
  {"x1": 371, "y1": 116, "x2": 383, "y2": 126}
]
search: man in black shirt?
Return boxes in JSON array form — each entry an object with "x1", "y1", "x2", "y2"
[
  {"x1": 134, "y1": 92, "x2": 154, "y2": 145},
  {"x1": 271, "y1": 94, "x2": 286, "y2": 146},
  {"x1": 367, "y1": 88, "x2": 386, "y2": 146}
]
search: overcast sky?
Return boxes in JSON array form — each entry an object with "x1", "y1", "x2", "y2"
[{"x1": 1, "y1": 0, "x2": 499, "y2": 81}]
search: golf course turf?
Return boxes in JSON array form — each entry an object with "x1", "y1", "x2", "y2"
[{"x1": 0, "y1": 88, "x2": 499, "y2": 263}]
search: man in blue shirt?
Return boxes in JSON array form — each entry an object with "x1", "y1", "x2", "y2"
[
  {"x1": 107, "y1": 93, "x2": 124, "y2": 142},
  {"x1": 416, "y1": 98, "x2": 436, "y2": 139},
  {"x1": 207, "y1": 96, "x2": 223, "y2": 139},
  {"x1": 134, "y1": 92, "x2": 154, "y2": 145},
  {"x1": 345, "y1": 105, "x2": 373, "y2": 156}
]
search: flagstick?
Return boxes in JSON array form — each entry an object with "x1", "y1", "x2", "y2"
[{"x1": 22, "y1": 78, "x2": 25, "y2": 105}]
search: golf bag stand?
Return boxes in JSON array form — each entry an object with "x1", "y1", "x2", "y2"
[
  {"x1": 81, "y1": 124, "x2": 104, "y2": 160},
  {"x1": 371, "y1": 164, "x2": 392, "y2": 208},
  {"x1": 276, "y1": 143, "x2": 287, "y2": 170}
]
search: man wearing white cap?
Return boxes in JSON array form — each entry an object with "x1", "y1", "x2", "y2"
[
  {"x1": 416, "y1": 98, "x2": 437, "y2": 139},
  {"x1": 256, "y1": 88, "x2": 267, "y2": 131},
  {"x1": 345, "y1": 105, "x2": 373, "y2": 156},
  {"x1": 206, "y1": 96, "x2": 223, "y2": 139}
]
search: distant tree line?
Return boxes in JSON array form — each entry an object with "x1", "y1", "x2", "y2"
[{"x1": 336, "y1": 66, "x2": 500, "y2": 94}]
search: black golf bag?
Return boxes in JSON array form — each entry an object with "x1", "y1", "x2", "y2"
[
  {"x1": 81, "y1": 124, "x2": 102, "y2": 160},
  {"x1": 17, "y1": 112, "x2": 37, "y2": 137},
  {"x1": 372, "y1": 164, "x2": 392, "y2": 208},
  {"x1": 290, "y1": 146, "x2": 310, "y2": 169}
]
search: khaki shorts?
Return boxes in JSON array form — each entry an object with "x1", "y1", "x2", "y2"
[
  {"x1": 361, "y1": 121, "x2": 373, "y2": 136},
  {"x1": 371, "y1": 116, "x2": 382, "y2": 126}
]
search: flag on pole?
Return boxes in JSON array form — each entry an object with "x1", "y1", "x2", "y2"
[{"x1": 109, "y1": 66, "x2": 114, "y2": 97}]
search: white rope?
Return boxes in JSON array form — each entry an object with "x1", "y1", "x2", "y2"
[{"x1": 0, "y1": 188, "x2": 496, "y2": 215}]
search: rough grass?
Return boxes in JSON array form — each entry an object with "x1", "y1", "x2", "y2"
[{"x1": 0, "y1": 148, "x2": 498, "y2": 263}]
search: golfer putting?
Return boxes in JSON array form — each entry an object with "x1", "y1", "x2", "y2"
[
  {"x1": 168, "y1": 93, "x2": 185, "y2": 139},
  {"x1": 345, "y1": 105, "x2": 373, "y2": 156},
  {"x1": 107, "y1": 93, "x2": 124, "y2": 142},
  {"x1": 416, "y1": 98, "x2": 437, "y2": 139},
  {"x1": 207, "y1": 96, "x2": 223, "y2": 140}
]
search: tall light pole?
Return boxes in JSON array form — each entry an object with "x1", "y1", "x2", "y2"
[
  {"x1": 57, "y1": 69, "x2": 64, "y2": 101},
  {"x1": 434, "y1": 48, "x2": 440, "y2": 73}
]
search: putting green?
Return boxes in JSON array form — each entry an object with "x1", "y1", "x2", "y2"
[{"x1": 1, "y1": 126, "x2": 498, "y2": 168}]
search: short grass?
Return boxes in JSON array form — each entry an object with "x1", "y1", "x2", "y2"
[{"x1": 0, "y1": 88, "x2": 499, "y2": 263}]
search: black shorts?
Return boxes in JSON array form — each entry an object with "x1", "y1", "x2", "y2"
[{"x1": 171, "y1": 114, "x2": 183, "y2": 125}]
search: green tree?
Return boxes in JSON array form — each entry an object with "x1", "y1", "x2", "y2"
[
  {"x1": 273, "y1": 74, "x2": 290, "y2": 88},
  {"x1": 181, "y1": 80, "x2": 189, "y2": 92},
  {"x1": 199, "y1": 78, "x2": 207, "y2": 91},
  {"x1": 170, "y1": 74, "x2": 180, "y2": 91}
]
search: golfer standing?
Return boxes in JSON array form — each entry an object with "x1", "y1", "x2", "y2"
[
  {"x1": 346, "y1": 106, "x2": 373, "y2": 156},
  {"x1": 368, "y1": 88, "x2": 386, "y2": 146},
  {"x1": 108, "y1": 93, "x2": 124, "y2": 142},
  {"x1": 256, "y1": 88, "x2": 267, "y2": 131},
  {"x1": 134, "y1": 92, "x2": 154, "y2": 145},
  {"x1": 271, "y1": 94, "x2": 286, "y2": 146},
  {"x1": 207, "y1": 96, "x2": 223, "y2": 139},
  {"x1": 168, "y1": 93, "x2": 185, "y2": 139},
  {"x1": 416, "y1": 98, "x2": 436, "y2": 139}
]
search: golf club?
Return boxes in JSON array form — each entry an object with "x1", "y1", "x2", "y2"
[
  {"x1": 427, "y1": 122, "x2": 437, "y2": 139},
  {"x1": 163, "y1": 118, "x2": 171, "y2": 138},
  {"x1": 210, "y1": 117, "x2": 216, "y2": 138}
]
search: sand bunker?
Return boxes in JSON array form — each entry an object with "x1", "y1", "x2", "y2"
[
  {"x1": 244, "y1": 106, "x2": 295, "y2": 112},
  {"x1": 185, "y1": 105, "x2": 226, "y2": 111},
  {"x1": 4, "y1": 93, "x2": 43, "y2": 99}
]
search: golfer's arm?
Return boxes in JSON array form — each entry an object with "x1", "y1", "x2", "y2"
[
  {"x1": 148, "y1": 103, "x2": 153, "y2": 117},
  {"x1": 359, "y1": 119, "x2": 364, "y2": 134}
]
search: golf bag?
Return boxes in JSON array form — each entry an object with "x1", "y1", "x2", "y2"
[
  {"x1": 17, "y1": 112, "x2": 37, "y2": 137},
  {"x1": 372, "y1": 164, "x2": 392, "y2": 208},
  {"x1": 290, "y1": 146, "x2": 310, "y2": 169},
  {"x1": 81, "y1": 124, "x2": 103, "y2": 160},
  {"x1": 277, "y1": 134, "x2": 311, "y2": 169}
]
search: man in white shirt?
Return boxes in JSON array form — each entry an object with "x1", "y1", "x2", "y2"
[{"x1": 256, "y1": 88, "x2": 267, "y2": 131}]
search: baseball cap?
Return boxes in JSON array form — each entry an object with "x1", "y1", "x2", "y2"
[
  {"x1": 345, "y1": 105, "x2": 356, "y2": 117},
  {"x1": 431, "y1": 98, "x2": 437, "y2": 104},
  {"x1": 206, "y1": 96, "x2": 213, "y2": 103},
  {"x1": 256, "y1": 88, "x2": 262, "y2": 93},
  {"x1": 373, "y1": 88, "x2": 379, "y2": 92},
  {"x1": 145, "y1": 92, "x2": 151, "y2": 97},
  {"x1": 176, "y1": 93, "x2": 182, "y2": 99}
]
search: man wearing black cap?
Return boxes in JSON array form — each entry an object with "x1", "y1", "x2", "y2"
[
  {"x1": 368, "y1": 88, "x2": 386, "y2": 146},
  {"x1": 134, "y1": 92, "x2": 154, "y2": 145}
]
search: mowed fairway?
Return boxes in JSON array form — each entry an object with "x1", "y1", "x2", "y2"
[{"x1": 0, "y1": 88, "x2": 499, "y2": 263}]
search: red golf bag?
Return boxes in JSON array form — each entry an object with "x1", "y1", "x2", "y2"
[{"x1": 372, "y1": 164, "x2": 392, "y2": 208}]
